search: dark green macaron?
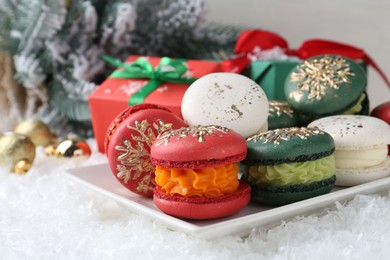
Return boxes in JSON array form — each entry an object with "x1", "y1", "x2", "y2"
[
  {"x1": 268, "y1": 100, "x2": 298, "y2": 129},
  {"x1": 241, "y1": 126, "x2": 336, "y2": 206},
  {"x1": 296, "y1": 91, "x2": 370, "y2": 127},
  {"x1": 284, "y1": 55, "x2": 366, "y2": 115}
]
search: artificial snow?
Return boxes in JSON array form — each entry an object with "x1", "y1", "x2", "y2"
[{"x1": 1, "y1": 140, "x2": 390, "y2": 259}]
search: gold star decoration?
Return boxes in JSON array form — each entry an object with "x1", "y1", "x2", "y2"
[
  {"x1": 115, "y1": 119, "x2": 173, "y2": 193},
  {"x1": 290, "y1": 55, "x2": 355, "y2": 100},
  {"x1": 247, "y1": 127, "x2": 323, "y2": 145}
]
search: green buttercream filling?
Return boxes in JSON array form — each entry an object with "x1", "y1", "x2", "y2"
[
  {"x1": 343, "y1": 93, "x2": 366, "y2": 115},
  {"x1": 247, "y1": 155, "x2": 336, "y2": 186}
]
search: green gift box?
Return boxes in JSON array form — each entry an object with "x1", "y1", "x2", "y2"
[
  {"x1": 244, "y1": 60, "x2": 299, "y2": 100},
  {"x1": 245, "y1": 60, "x2": 367, "y2": 100}
]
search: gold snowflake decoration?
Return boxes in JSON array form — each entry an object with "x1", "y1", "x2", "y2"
[
  {"x1": 268, "y1": 100, "x2": 294, "y2": 118},
  {"x1": 290, "y1": 55, "x2": 355, "y2": 100},
  {"x1": 115, "y1": 119, "x2": 173, "y2": 192},
  {"x1": 154, "y1": 125, "x2": 230, "y2": 146},
  {"x1": 247, "y1": 127, "x2": 323, "y2": 145}
]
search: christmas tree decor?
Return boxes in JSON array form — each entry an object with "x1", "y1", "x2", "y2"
[
  {"x1": 0, "y1": 132, "x2": 36, "y2": 174},
  {"x1": 0, "y1": 0, "x2": 241, "y2": 137}
]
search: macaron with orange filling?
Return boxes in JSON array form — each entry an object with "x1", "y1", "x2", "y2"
[{"x1": 150, "y1": 125, "x2": 251, "y2": 220}]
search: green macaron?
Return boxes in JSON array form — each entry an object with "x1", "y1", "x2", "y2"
[
  {"x1": 241, "y1": 126, "x2": 336, "y2": 206},
  {"x1": 296, "y1": 91, "x2": 370, "y2": 127},
  {"x1": 284, "y1": 55, "x2": 366, "y2": 116},
  {"x1": 268, "y1": 100, "x2": 298, "y2": 129}
]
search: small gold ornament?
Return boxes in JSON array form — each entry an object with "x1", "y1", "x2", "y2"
[
  {"x1": 0, "y1": 132, "x2": 36, "y2": 174},
  {"x1": 13, "y1": 159, "x2": 33, "y2": 175},
  {"x1": 14, "y1": 119, "x2": 57, "y2": 147},
  {"x1": 53, "y1": 139, "x2": 92, "y2": 158},
  {"x1": 45, "y1": 145, "x2": 57, "y2": 156}
]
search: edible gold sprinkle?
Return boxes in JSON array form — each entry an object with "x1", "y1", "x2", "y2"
[
  {"x1": 247, "y1": 127, "x2": 323, "y2": 145},
  {"x1": 290, "y1": 55, "x2": 355, "y2": 100},
  {"x1": 155, "y1": 125, "x2": 230, "y2": 146},
  {"x1": 269, "y1": 100, "x2": 294, "y2": 118}
]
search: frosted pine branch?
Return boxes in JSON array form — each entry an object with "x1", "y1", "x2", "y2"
[
  {"x1": 13, "y1": 54, "x2": 46, "y2": 88},
  {"x1": 100, "y1": 2, "x2": 137, "y2": 53}
]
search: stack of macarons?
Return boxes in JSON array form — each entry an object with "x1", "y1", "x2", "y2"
[
  {"x1": 105, "y1": 73, "x2": 271, "y2": 219},
  {"x1": 148, "y1": 72, "x2": 270, "y2": 219},
  {"x1": 103, "y1": 65, "x2": 389, "y2": 220}
]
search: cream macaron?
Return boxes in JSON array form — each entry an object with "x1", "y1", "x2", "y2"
[
  {"x1": 308, "y1": 115, "x2": 390, "y2": 186},
  {"x1": 181, "y1": 73, "x2": 269, "y2": 138}
]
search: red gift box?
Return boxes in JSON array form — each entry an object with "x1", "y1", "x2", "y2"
[{"x1": 89, "y1": 55, "x2": 222, "y2": 153}]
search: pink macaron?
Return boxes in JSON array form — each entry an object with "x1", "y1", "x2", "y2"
[{"x1": 150, "y1": 125, "x2": 251, "y2": 219}]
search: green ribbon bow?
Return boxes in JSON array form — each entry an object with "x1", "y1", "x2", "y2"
[{"x1": 101, "y1": 55, "x2": 198, "y2": 105}]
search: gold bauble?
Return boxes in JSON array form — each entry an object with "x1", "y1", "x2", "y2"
[
  {"x1": 0, "y1": 132, "x2": 36, "y2": 174},
  {"x1": 13, "y1": 159, "x2": 33, "y2": 175},
  {"x1": 54, "y1": 139, "x2": 92, "y2": 158},
  {"x1": 14, "y1": 119, "x2": 57, "y2": 147}
]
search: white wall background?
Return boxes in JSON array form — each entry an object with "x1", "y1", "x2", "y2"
[{"x1": 205, "y1": 0, "x2": 390, "y2": 109}]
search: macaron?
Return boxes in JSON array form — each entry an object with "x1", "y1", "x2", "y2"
[
  {"x1": 150, "y1": 125, "x2": 251, "y2": 220},
  {"x1": 241, "y1": 127, "x2": 336, "y2": 206},
  {"x1": 285, "y1": 55, "x2": 367, "y2": 117},
  {"x1": 105, "y1": 104, "x2": 187, "y2": 197},
  {"x1": 308, "y1": 115, "x2": 390, "y2": 186},
  {"x1": 268, "y1": 100, "x2": 298, "y2": 129},
  {"x1": 296, "y1": 91, "x2": 370, "y2": 127},
  {"x1": 181, "y1": 72, "x2": 269, "y2": 138}
]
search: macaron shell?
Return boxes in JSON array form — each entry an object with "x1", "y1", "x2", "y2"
[
  {"x1": 181, "y1": 73, "x2": 269, "y2": 138},
  {"x1": 243, "y1": 127, "x2": 335, "y2": 165},
  {"x1": 106, "y1": 106, "x2": 187, "y2": 196},
  {"x1": 249, "y1": 180, "x2": 335, "y2": 206},
  {"x1": 105, "y1": 103, "x2": 171, "y2": 153},
  {"x1": 151, "y1": 125, "x2": 247, "y2": 168},
  {"x1": 308, "y1": 115, "x2": 390, "y2": 149},
  {"x1": 153, "y1": 180, "x2": 251, "y2": 220},
  {"x1": 296, "y1": 91, "x2": 370, "y2": 127},
  {"x1": 268, "y1": 100, "x2": 298, "y2": 129},
  {"x1": 285, "y1": 55, "x2": 366, "y2": 115},
  {"x1": 241, "y1": 174, "x2": 336, "y2": 206},
  {"x1": 335, "y1": 157, "x2": 390, "y2": 186}
]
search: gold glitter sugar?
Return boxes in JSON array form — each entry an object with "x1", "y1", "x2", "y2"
[
  {"x1": 247, "y1": 127, "x2": 323, "y2": 145},
  {"x1": 290, "y1": 55, "x2": 355, "y2": 100},
  {"x1": 155, "y1": 125, "x2": 230, "y2": 146},
  {"x1": 268, "y1": 100, "x2": 294, "y2": 118},
  {"x1": 115, "y1": 119, "x2": 173, "y2": 192}
]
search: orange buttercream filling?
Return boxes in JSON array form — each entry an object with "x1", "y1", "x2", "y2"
[{"x1": 155, "y1": 164, "x2": 240, "y2": 198}]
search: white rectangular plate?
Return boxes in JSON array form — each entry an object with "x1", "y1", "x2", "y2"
[{"x1": 65, "y1": 163, "x2": 390, "y2": 239}]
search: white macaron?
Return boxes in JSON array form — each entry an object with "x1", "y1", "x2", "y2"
[
  {"x1": 308, "y1": 115, "x2": 390, "y2": 186},
  {"x1": 181, "y1": 73, "x2": 269, "y2": 138}
]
